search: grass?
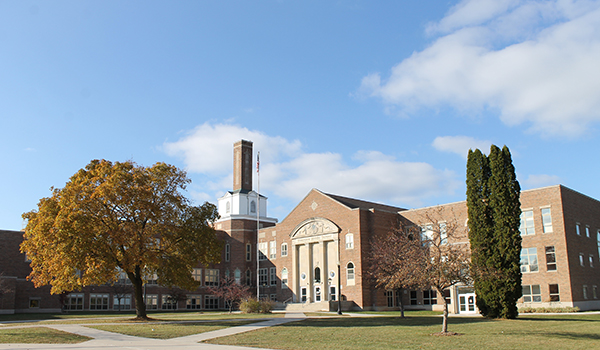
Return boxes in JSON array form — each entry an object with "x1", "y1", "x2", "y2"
[
  {"x1": 208, "y1": 313, "x2": 600, "y2": 350},
  {"x1": 0, "y1": 311, "x2": 282, "y2": 326},
  {"x1": 0, "y1": 327, "x2": 92, "y2": 344},
  {"x1": 89, "y1": 320, "x2": 259, "y2": 339}
]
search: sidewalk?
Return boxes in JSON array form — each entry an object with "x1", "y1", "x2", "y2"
[{"x1": 0, "y1": 312, "x2": 307, "y2": 350}]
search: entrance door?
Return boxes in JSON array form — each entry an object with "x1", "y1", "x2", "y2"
[
  {"x1": 459, "y1": 293, "x2": 476, "y2": 314},
  {"x1": 329, "y1": 286, "x2": 336, "y2": 301},
  {"x1": 314, "y1": 286, "x2": 322, "y2": 302}
]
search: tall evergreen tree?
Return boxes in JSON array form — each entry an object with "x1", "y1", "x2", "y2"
[{"x1": 467, "y1": 145, "x2": 522, "y2": 319}]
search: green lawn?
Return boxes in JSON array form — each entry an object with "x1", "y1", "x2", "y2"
[
  {"x1": 207, "y1": 314, "x2": 600, "y2": 350},
  {"x1": 0, "y1": 327, "x2": 92, "y2": 344},
  {"x1": 89, "y1": 320, "x2": 259, "y2": 339}
]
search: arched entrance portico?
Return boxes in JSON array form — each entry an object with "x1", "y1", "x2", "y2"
[{"x1": 290, "y1": 218, "x2": 340, "y2": 303}]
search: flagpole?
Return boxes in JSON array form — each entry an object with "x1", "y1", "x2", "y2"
[{"x1": 256, "y1": 151, "x2": 260, "y2": 300}]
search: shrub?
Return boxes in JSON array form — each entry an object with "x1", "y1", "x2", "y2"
[
  {"x1": 239, "y1": 298, "x2": 273, "y2": 314},
  {"x1": 519, "y1": 306, "x2": 580, "y2": 313}
]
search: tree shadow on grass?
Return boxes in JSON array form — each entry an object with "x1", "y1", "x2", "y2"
[{"x1": 278, "y1": 316, "x2": 491, "y2": 328}]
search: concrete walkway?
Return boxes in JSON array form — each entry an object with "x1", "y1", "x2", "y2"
[{"x1": 0, "y1": 313, "x2": 307, "y2": 350}]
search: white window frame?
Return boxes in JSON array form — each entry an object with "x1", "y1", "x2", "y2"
[
  {"x1": 281, "y1": 267, "x2": 289, "y2": 289},
  {"x1": 192, "y1": 268, "x2": 202, "y2": 282},
  {"x1": 204, "y1": 295, "x2": 219, "y2": 309},
  {"x1": 586, "y1": 225, "x2": 591, "y2": 238},
  {"x1": 90, "y1": 293, "x2": 109, "y2": 310},
  {"x1": 541, "y1": 207, "x2": 553, "y2": 233},
  {"x1": 281, "y1": 243, "x2": 288, "y2": 257},
  {"x1": 186, "y1": 295, "x2": 202, "y2": 309},
  {"x1": 576, "y1": 223, "x2": 581, "y2": 236},
  {"x1": 580, "y1": 253, "x2": 585, "y2": 267},
  {"x1": 545, "y1": 246, "x2": 557, "y2": 271},
  {"x1": 269, "y1": 241, "x2": 276, "y2": 259},
  {"x1": 345, "y1": 233, "x2": 354, "y2": 249},
  {"x1": 259, "y1": 242, "x2": 267, "y2": 261},
  {"x1": 246, "y1": 243, "x2": 252, "y2": 261},
  {"x1": 549, "y1": 284, "x2": 560, "y2": 302},
  {"x1": 522, "y1": 285, "x2": 542, "y2": 302},
  {"x1": 113, "y1": 294, "x2": 131, "y2": 310},
  {"x1": 205, "y1": 269, "x2": 219, "y2": 286},
  {"x1": 583, "y1": 285, "x2": 589, "y2": 299},
  {"x1": 65, "y1": 293, "x2": 84, "y2": 310},
  {"x1": 520, "y1": 248, "x2": 539, "y2": 273},
  {"x1": 161, "y1": 294, "x2": 178, "y2": 310},
  {"x1": 589, "y1": 255, "x2": 594, "y2": 268},
  {"x1": 145, "y1": 294, "x2": 158, "y2": 310},
  {"x1": 270, "y1": 267, "x2": 277, "y2": 285},
  {"x1": 520, "y1": 210, "x2": 535, "y2": 236},
  {"x1": 346, "y1": 262, "x2": 355, "y2": 285}
]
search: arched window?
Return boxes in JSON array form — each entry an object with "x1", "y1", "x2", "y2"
[
  {"x1": 347, "y1": 262, "x2": 355, "y2": 281},
  {"x1": 281, "y1": 268, "x2": 289, "y2": 289},
  {"x1": 314, "y1": 267, "x2": 321, "y2": 283},
  {"x1": 226, "y1": 201, "x2": 231, "y2": 214},
  {"x1": 250, "y1": 200, "x2": 256, "y2": 213}
]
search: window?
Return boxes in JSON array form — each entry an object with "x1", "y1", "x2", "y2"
[
  {"x1": 116, "y1": 268, "x2": 131, "y2": 285},
  {"x1": 522, "y1": 285, "x2": 542, "y2": 302},
  {"x1": 192, "y1": 268, "x2": 202, "y2": 282},
  {"x1": 520, "y1": 248, "x2": 539, "y2": 273},
  {"x1": 314, "y1": 267, "x2": 321, "y2": 283},
  {"x1": 580, "y1": 253, "x2": 585, "y2": 267},
  {"x1": 281, "y1": 268, "x2": 289, "y2": 289},
  {"x1": 270, "y1": 267, "x2": 277, "y2": 285},
  {"x1": 440, "y1": 222, "x2": 448, "y2": 245},
  {"x1": 281, "y1": 243, "x2": 288, "y2": 257},
  {"x1": 345, "y1": 233, "x2": 354, "y2": 249},
  {"x1": 386, "y1": 291, "x2": 394, "y2": 307},
  {"x1": 598, "y1": 230, "x2": 600, "y2": 258},
  {"x1": 246, "y1": 243, "x2": 252, "y2": 261},
  {"x1": 29, "y1": 298, "x2": 40, "y2": 308},
  {"x1": 269, "y1": 241, "x2": 276, "y2": 259},
  {"x1": 541, "y1": 208, "x2": 553, "y2": 233},
  {"x1": 186, "y1": 295, "x2": 202, "y2": 309},
  {"x1": 421, "y1": 225, "x2": 434, "y2": 243},
  {"x1": 576, "y1": 223, "x2": 581, "y2": 235},
  {"x1": 423, "y1": 290, "x2": 437, "y2": 305},
  {"x1": 545, "y1": 246, "x2": 557, "y2": 271},
  {"x1": 234, "y1": 268, "x2": 241, "y2": 284},
  {"x1": 226, "y1": 201, "x2": 231, "y2": 214},
  {"x1": 586, "y1": 226, "x2": 591, "y2": 238},
  {"x1": 259, "y1": 268, "x2": 268, "y2": 286},
  {"x1": 161, "y1": 295, "x2": 178, "y2": 310},
  {"x1": 259, "y1": 242, "x2": 267, "y2": 261},
  {"x1": 250, "y1": 200, "x2": 256, "y2": 213},
  {"x1": 346, "y1": 262, "x2": 355, "y2": 284},
  {"x1": 549, "y1": 284, "x2": 560, "y2": 302},
  {"x1": 270, "y1": 294, "x2": 278, "y2": 302},
  {"x1": 204, "y1": 295, "x2": 219, "y2": 309},
  {"x1": 205, "y1": 269, "x2": 219, "y2": 286},
  {"x1": 225, "y1": 244, "x2": 230, "y2": 262},
  {"x1": 583, "y1": 285, "x2": 589, "y2": 299},
  {"x1": 90, "y1": 294, "x2": 109, "y2": 310},
  {"x1": 590, "y1": 255, "x2": 594, "y2": 268},
  {"x1": 145, "y1": 294, "x2": 158, "y2": 310},
  {"x1": 146, "y1": 273, "x2": 158, "y2": 285},
  {"x1": 65, "y1": 293, "x2": 84, "y2": 310},
  {"x1": 593, "y1": 285, "x2": 598, "y2": 299},
  {"x1": 410, "y1": 290, "x2": 418, "y2": 305},
  {"x1": 113, "y1": 294, "x2": 131, "y2": 310},
  {"x1": 246, "y1": 269, "x2": 252, "y2": 286},
  {"x1": 443, "y1": 290, "x2": 451, "y2": 304},
  {"x1": 520, "y1": 210, "x2": 535, "y2": 235}
]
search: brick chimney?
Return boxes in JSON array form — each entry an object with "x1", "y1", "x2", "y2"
[{"x1": 233, "y1": 140, "x2": 253, "y2": 192}]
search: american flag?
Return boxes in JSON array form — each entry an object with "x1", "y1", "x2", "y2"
[{"x1": 256, "y1": 152, "x2": 260, "y2": 172}]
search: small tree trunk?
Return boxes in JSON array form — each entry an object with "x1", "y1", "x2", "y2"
[
  {"x1": 129, "y1": 266, "x2": 148, "y2": 319},
  {"x1": 398, "y1": 289, "x2": 405, "y2": 318},
  {"x1": 442, "y1": 298, "x2": 449, "y2": 333}
]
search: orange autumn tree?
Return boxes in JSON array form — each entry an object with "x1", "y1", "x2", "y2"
[{"x1": 21, "y1": 159, "x2": 221, "y2": 319}]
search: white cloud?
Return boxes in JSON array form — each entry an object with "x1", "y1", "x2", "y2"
[
  {"x1": 432, "y1": 136, "x2": 492, "y2": 158},
  {"x1": 162, "y1": 122, "x2": 302, "y2": 175},
  {"x1": 361, "y1": 0, "x2": 600, "y2": 137},
  {"x1": 163, "y1": 123, "x2": 459, "y2": 208},
  {"x1": 521, "y1": 174, "x2": 562, "y2": 188}
]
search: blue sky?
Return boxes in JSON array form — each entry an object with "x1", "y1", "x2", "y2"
[{"x1": 2, "y1": 0, "x2": 600, "y2": 231}]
